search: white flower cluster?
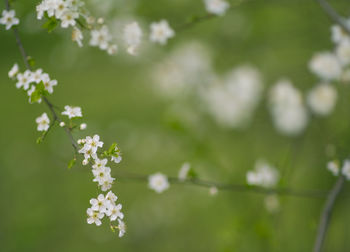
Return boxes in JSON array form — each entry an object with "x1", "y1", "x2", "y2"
[
  {"x1": 0, "y1": 9, "x2": 19, "y2": 30},
  {"x1": 123, "y1": 19, "x2": 175, "y2": 55},
  {"x1": 304, "y1": 23, "x2": 350, "y2": 116},
  {"x1": 77, "y1": 135, "x2": 125, "y2": 235},
  {"x1": 148, "y1": 172, "x2": 169, "y2": 193},
  {"x1": 204, "y1": 0, "x2": 230, "y2": 16},
  {"x1": 152, "y1": 43, "x2": 263, "y2": 129},
  {"x1": 269, "y1": 79, "x2": 308, "y2": 136},
  {"x1": 152, "y1": 42, "x2": 213, "y2": 97},
  {"x1": 87, "y1": 191, "x2": 125, "y2": 237},
  {"x1": 36, "y1": 1, "x2": 175, "y2": 55},
  {"x1": 246, "y1": 160, "x2": 279, "y2": 188},
  {"x1": 309, "y1": 22, "x2": 350, "y2": 83},
  {"x1": 327, "y1": 159, "x2": 350, "y2": 179},
  {"x1": 203, "y1": 66, "x2": 263, "y2": 128},
  {"x1": 36, "y1": 0, "x2": 118, "y2": 54},
  {"x1": 8, "y1": 63, "x2": 58, "y2": 104}
]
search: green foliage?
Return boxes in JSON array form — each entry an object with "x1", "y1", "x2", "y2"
[
  {"x1": 30, "y1": 81, "x2": 49, "y2": 103},
  {"x1": 68, "y1": 157, "x2": 76, "y2": 170},
  {"x1": 42, "y1": 15, "x2": 58, "y2": 33}
]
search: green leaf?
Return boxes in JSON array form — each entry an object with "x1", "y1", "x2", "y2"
[
  {"x1": 30, "y1": 81, "x2": 49, "y2": 103},
  {"x1": 108, "y1": 143, "x2": 117, "y2": 155},
  {"x1": 42, "y1": 16, "x2": 58, "y2": 33},
  {"x1": 187, "y1": 168, "x2": 198, "y2": 179},
  {"x1": 36, "y1": 136, "x2": 43, "y2": 144},
  {"x1": 27, "y1": 56, "x2": 35, "y2": 68},
  {"x1": 68, "y1": 157, "x2": 76, "y2": 170}
]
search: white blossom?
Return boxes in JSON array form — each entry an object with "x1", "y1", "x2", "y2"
[
  {"x1": 204, "y1": 0, "x2": 230, "y2": 16},
  {"x1": 16, "y1": 70, "x2": 33, "y2": 90},
  {"x1": 89, "y1": 25, "x2": 112, "y2": 50},
  {"x1": 59, "y1": 121, "x2": 65, "y2": 127},
  {"x1": 105, "y1": 191, "x2": 118, "y2": 202},
  {"x1": 89, "y1": 194, "x2": 109, "y2": 213},
  {"x1": 86, "y1": 208, "x2": 104, "y2": 226},
  {"x1": 327, "y1": 160, "x2": 339, "y2": 176},
  {"x1": 0, "y1": 9, "x2": 19, "y2": 30},
  {"x1": 204, "y1": 65, "x2": 263, "y2": 128},
  {"x1": 117, "y1": 219, "x2": 126, "y2": 237},
  {"x1": 341, "y1": 159, "x2": 350, "y2": 180},
  {"x1": 209, "y1": 186, "x2": 218, "y2": 196},
  {"x1": 61, "y1": 105, "x2": 82, "y2": 118},
  {"x1": 336, "y1": 40, "x2": 350, "y2": 65},
  {"x1": 149, "y1": 20, "x2": 175, "y2": 45},
  {"x1": 307, "y1": 83, "x2": 337, "y2": 116},
  {"x1": 35, "y1": 112, "x2": 50, "y2": 131},
  {"x1": 148, "y1": 172, "x2": 169, "y2": 193},
  {"x1": 264, "y1": 195, "x2": 280, "y2": 213},
  {"x1": 246, "y1": 160, "x2": 279, "y2": 188},
  {"x1": 106, "y1": 204, "x2": 123, "y2": 221},
  {"x1": 60, "y1": 11, "x2": 78, "y2": 28},
  {"x1": 309, "y1": 52, "x2": 342, "y2": 81},
  {"x1": 31, "y1": 69, "x2": 44, "y2": 84},
  {"x1": 123, "y1": 22, "x2": 142, "y2": 55},
  {"x1": 269, "y1": 79, "x2": 308, "y2": 136},
  {"x1": 331, "y1": 24, "x2": 350, "y2": 44},
  {"x1": 178, "y1": 162, "x2": 191, "y2": 181},
  {"x1": 80, "y1": 123, "x2": 87, "y2": 130},
  {"x1": 41, "y1": 73, "x2": 57, "y2": 94},
  {"x1": 107, "y1": 44, "x2": 118, "y2": 55},
  {"x1": 8, "y1": 63, "x2": 19, "y2": 79},
  {"x1": 72, "y1": 27, "x2": 83, "y2": 47}
]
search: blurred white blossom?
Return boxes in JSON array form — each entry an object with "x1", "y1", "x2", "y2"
[
  {"x1": 269, "y1": 79, "x2": 308, "y2": 136},
  {"x1": 123, "y1": 22, "x2": 142, "y2": 55},
  {"x1": 327, "y1": 160, "x2": 339, "y2": 176},
  {"x1": 203, "y1": 65, "x2": 263, "y2": 128},
  {"x1": 178, "y1": 162, "x2": 191, "y2": 181},
  {"x1": 341, "y1": 159, "x2": 350, "y2": 180},
  {"x1": 148, "y1": 173, "x2": 169, "y2": 193},
  {"x1": 309, "y1": 52, "x2": 342, "y2": 81},
  {"x1": 150, "y1": 20, "x2": 175, "y2": 45},
  {"x1": 246, "y1": 160, "x2": 279, "y2": 188},
  {"x1": 204, "y1": 0, "x2": 230, "y2": 16},
  {"x1": 307, "y1": 83, "x2": 337, "y2": 116}
]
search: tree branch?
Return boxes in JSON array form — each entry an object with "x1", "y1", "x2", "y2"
[
  {"x1": 316, "y1": 0, "x2": 350, "y2": 35},
  {"x1": 5, "y1": 0, "x2": 78, "y2": 151},
  {"x1": 313, "y1": 175, "x2": 345, "y2": 252},
  {"x1": 175, "y1": 0, "x2": 245, "y2": 32},
  {"x1": 115, "y1": 170, "x2": 329, "y2": 199}
]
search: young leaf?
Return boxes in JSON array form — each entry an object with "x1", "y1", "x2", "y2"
[{"x1": 68, "y1": 157, "x2": 76, "y2": 170}]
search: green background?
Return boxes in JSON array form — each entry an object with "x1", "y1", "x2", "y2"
[{"x1": 0, "y1": 0, "x2": 350, "y2": 251}]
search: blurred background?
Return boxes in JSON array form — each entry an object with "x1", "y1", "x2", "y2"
[{"x1": 1, "y1": 0, "x2": 350, "y2": 251}]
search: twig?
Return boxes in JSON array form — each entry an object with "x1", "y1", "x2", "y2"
[
  {"x1": 115, "y1": 170, "x2": 328, "y2": 199},
  {"x1": 5, "y1": 0, "x2": 78, "y2": 151},
  {"x1": 175, "y1": 0, "x2": 245, "y2": 32},
  {"x1": 316, "y1": 0, "x2": 350, "y2": 35},
  {"x1": 313, "y1": 175, "x2": 345, "y2": 252}
]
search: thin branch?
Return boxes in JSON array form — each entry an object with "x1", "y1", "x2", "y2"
[
  {"x1": 5, "y1": 0, "x2": 78, "y2": 151},
  {"x1": 316, "y1": 0, "x2": 350, "y2": 35},
  {"x1": 313, "y1": 175, "x2": 345, "y2": 252},
  {"x1": 115, "y1": 170, "x2": 328, "y2": 199},
  {"x1": 175, "y1": 0, "x2": 245, "y2": 32}
]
